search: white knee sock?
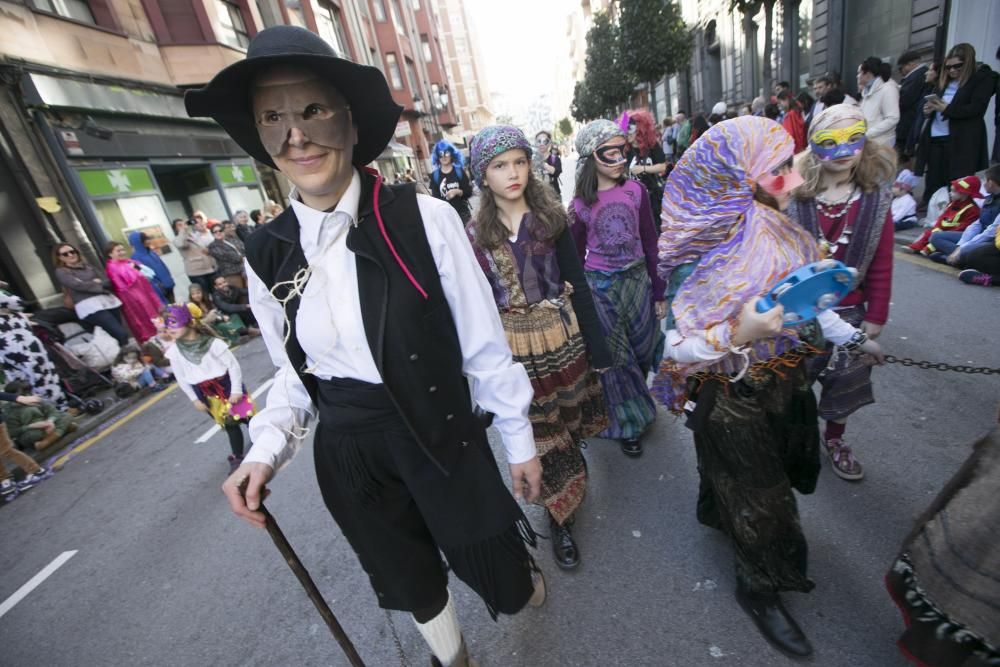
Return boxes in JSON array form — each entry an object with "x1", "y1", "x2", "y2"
[{"x1": 412, "y1": 589, "x2": 462, "y2": 665}]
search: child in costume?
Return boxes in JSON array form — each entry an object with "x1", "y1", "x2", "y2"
[
  {"x1": 655, "y1": 116, "x2": 884, "y2": 658},
  {"x1": 788, "y1": 104, "x2": 897, "y2": 481},
  {"x1": 890, "y1": 169, "x2": 920, "y2": 231},
  {"x1": 907, "y1": 175, "x2": 982, "y2": 254},
  {"x1": 570, "y1": 119, "x2": 667, "y2": 458},
  {"x1": 467, "y1": 125, "x2": 611, "y2": 570},
  {"x1": 160, "y1": 304, "x2": 252, "y2": 473}
]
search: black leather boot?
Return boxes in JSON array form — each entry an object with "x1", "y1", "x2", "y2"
[
  {"x1": 549, "y1": 512, "x2": 580, "y2": 570},
  {"x1": 735, "y1": 585, "x2": 813, "y2": 658},
  {"x1": 620, "y1": 437, "x2": 643, "y2": 457}
]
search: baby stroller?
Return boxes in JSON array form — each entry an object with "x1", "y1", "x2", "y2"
[{"x1": 30, "y1": 315, "x2": 112, "y2": 414}]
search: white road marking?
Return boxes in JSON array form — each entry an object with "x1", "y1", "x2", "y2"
[
  {"x1": 0, "y1": 550, "x2": 77, "y2": 619},
  {"x1": 194, "y1": 378, "x2": 275, "y2": 444}
]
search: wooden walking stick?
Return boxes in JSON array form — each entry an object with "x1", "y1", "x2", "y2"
[{"x1": 260, "y1": 503, "x2": 367, "y2": 667}]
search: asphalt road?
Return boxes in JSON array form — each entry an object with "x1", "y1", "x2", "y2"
[{"x1": 2, "y1": 246, "x2": 998, "y2": 667}]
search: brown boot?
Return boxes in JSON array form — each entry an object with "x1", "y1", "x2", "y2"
[
  {"x1": 430, "y1": 638, "x2": 478, "y2": 667},
  {"x1": 33, "y1": 431, "x2": 61, "y2": 452}
]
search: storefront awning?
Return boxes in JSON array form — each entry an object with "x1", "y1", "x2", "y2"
[{"x1": 21, "y1": 73, "x2": 191, "y2": 120}]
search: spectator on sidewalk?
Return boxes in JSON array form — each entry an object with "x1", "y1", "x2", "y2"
[
  {"x1": 232, "y1": 210, "x2": 254, "y2": 243},
  {"x1": 250, "y1": 209, "x2": 265, "y2": 227},
  {"x1": 53, "y1": 243, "x2": 130, "y2": 347},
  {"x1": 210, "y1": 275, "x2": 259, "y2": 332},
  {"x1": 858, "y1": 56, "x2": 900, "y2": 146},
  {"x1": 896, "y1": 51, "x2": 929, "y2": 158},
  {"x1": 915, "y1": 43, "x2": 998, "y2": 209},
  {"x1": 0, "y1": 390, "x2": 51, "y2": 501},
  {"x1": 128, "y1": 231, "x2": 175, "y2": 303},
  {"x1": 0, "y1": 288, "x2": 69, "y2": 409},
  {"x1": 2, "y1": 379, "x2": 76, "y2": 452},
  {"x1": 661, "y1": 116, "x2": 677, "y2": 161},
  {"x1": 189, "y1": 284, "x2": 245, "y2": 346},
  {"x1": 777, "y1": 90, "x2": 807, "y2": 152},
  {"x1": 931, "y1": 165, "x2": 1000, "y2": 276},
  {"x1": 907, "y1": 175, "x2": 982, "y2": 254},
  {"x1": 110, "y1": 348, "x2": 167, "y2": 394},
  {"x1": 172, "y1": 215, "x2": 216, "y2": 292},
  {"x1": 105, "y1": 241, "x2": 163, "y2": 344},
  {"x1": 674, "y1": 111, "x2": 692, "y2": 155},
  {"x1": 891, "y1": 169, "x2": 921, "y2": 230},
  {"x1": 208, "y1": 222, "x2": 247, "y2": 289}
]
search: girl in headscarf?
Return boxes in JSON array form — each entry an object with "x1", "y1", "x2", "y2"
[
  {"x1": 655, "y1": 116, "x2": 884, "y2": 658},
  {"x1": 789, "y1": 104, "x2": 897, "y2": 482},
  {"x1": 570, "y1": 119, "x2": 666, "y2": 458},
  {"x1": 160, "y1": 304, "x2": 251, "y2": 473},
  {"x1": 430, "y1": 139, "x2": 473, "y2": 222},
  {"x1": 468, "y1": 125, "x2": 610, "y2": 570},
  {"x1": 104, "y1": 241, "x2": 165, "y2": 344}
]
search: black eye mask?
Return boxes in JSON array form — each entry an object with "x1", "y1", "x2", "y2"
[{"x1": 252, "y1": 79, "x2": 352, "y2": 156}]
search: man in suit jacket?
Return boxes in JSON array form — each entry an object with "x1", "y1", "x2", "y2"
[{"x1": 896, "y1": 50, "x2": 929, "y2": 158}]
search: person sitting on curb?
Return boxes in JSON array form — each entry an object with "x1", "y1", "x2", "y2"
[
  {"x1": 928, "y1": 164, "x2": 1000, "y2": 266},
  {"x1": 2, "y1": 379, "x2": 77, "y2": 452},
  {"x1": 110, "y1": 348, "x2": 168, "y2": 394},
  {"x1": 210, "y1": 275, "x2": 259, "y2": 333},
  {"x1": 0, "y1": 389, "x2": 52, "y2": 501},
  {"x1": 906, "y1": 176, "x2": 981, "y2": 255}
]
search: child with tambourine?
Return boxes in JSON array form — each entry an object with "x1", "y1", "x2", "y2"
[{"x1": 160, "y1": 304, "x2": 254, "y2": 472}]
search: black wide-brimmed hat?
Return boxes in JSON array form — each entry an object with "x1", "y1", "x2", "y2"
[{"x1": 185, "y1": 25, "x2": 402, "y2": 168}]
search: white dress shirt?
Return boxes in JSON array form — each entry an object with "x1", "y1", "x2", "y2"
[
  {"x1": 244, "y1": 169, "x2": 536, "y2": 472},
  {"x1": 164, "y1": 337, "x2": 243, "y2": 402}
]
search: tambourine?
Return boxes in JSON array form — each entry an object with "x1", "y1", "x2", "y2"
[{"x1": 755, "y1": 260, "x2": 858, "y2": 325}]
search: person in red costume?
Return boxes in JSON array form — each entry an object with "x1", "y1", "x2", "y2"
[
  {"x1": 777, "y1": 90, "x2": 807, "y2": 152},
  {"x1": 789, "y1": 104, "x2": 897, "y2": 481},
  {"x1": 907, "y1": 175, "x2": 982, "y2": 254}
]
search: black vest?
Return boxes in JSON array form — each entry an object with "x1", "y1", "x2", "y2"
[{"x1": 245, "y1": 173, "x2": 476, "y2": 475}]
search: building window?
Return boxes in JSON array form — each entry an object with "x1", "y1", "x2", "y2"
[
  {"x1": 31, "y1": 0, "x2": 95, "y2": 24},
  {"x1": 215, "y1": 0, "x2": 249, "y2": 49},
  {"x1": 316, "y1": 1, "x2": 349, "y2": 58},
  {"x1": 404, "y1": 57, "x2": 417, "y2": 95},
  {"x1": 385, "y1": 52, "x2": 404, "y2": 89},
  {"x1": 420, "y1": 34, "x2": 432, "y2": 63},
  {"x1": 372, "y1": 0, "x2": 386, "y2": 21},
  {"x1": 390, "y1": 0, "x2": 404, "y2": 35}
]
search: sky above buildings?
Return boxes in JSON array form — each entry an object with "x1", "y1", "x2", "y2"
[{"x1": 465, "y1": 0, "x2": 575, "y2": 120}]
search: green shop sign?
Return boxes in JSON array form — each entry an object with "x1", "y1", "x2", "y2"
[
  {"x1": 215, "y1": 164, "x2": 257, "y2": 185},
  {"x1": 79, "y1": 168, "x2": 156, "y2": 197}
]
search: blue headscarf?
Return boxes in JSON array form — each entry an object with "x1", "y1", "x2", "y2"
[{"x1": 431, "y1": 139, "x2": 465, "y2": 181}]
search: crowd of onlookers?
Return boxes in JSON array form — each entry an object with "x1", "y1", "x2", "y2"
[
  {"x1": 0, "y1": 202, "x2": 280, "y2": 500},
  {"x1": 654, "y1": 41, "x2": 1000, "y2": 287}
]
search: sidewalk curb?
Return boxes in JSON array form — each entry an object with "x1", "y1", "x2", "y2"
[{"x1": 32, "y1": 386, "x2": 178, "y2": 468}]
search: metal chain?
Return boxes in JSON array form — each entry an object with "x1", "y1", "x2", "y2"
[
  {"x1": 883, "y1": 355, "x2": 1000, "y2": 376},
  {"x1": 384, "y1": 609, "x2": 411, "y2": 667}
]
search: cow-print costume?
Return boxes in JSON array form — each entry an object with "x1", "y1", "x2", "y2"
[{"x1": 0, "y1": 291, "x2": 67, "y2": 407}]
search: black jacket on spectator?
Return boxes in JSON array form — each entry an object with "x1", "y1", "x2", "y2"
[
  {"x1": 916, "y1": 64, "x2": 998, "y2": 178},
  {"x1": 211, "y1": 285, "x2": 250, "y2": 315},
  {"x1": 897, "y1": 64, "x2": 929, "y2": 151}
]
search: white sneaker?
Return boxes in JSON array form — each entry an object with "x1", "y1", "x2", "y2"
[{"x1": 0, "y1": 479, "x2": 16, "y2": 498}]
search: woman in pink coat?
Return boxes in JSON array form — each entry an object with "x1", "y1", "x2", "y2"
[{"x1": 104, "y1": 241, "x2": 163, "y2": 343}]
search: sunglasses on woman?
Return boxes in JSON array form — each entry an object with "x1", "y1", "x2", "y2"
[
  {"x1": 944, "y1": 62, "x2": 964, "y2": 71},
  {"x1": 59, "y1": 249, "x2": 78, "y2": 257}
]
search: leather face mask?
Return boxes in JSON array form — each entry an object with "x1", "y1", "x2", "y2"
[
  {"x1": 252, "y1": 79, "x2": 352, "y2": 156},
  {"x1": 809, "y1": 121, "x2": 867, "y2": 161},
  {"x1": 594, "y1": 142, "x2": 628, "y2": 166}
]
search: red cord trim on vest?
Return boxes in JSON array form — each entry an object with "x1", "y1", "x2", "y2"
[{"x1": 363, "y1": 166, "x2": 429, "y2": 300}]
